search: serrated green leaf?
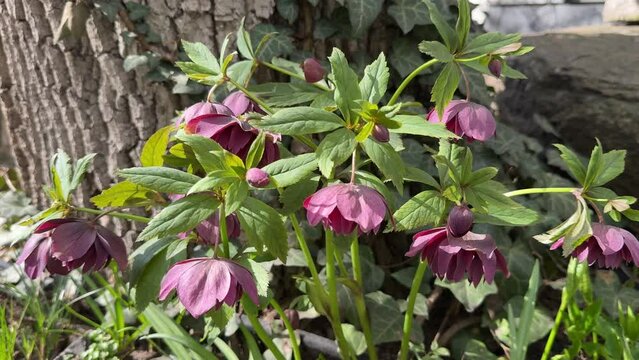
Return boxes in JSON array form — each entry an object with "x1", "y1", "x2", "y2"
[
  {"x1": 404, "y1": 167, "x2": 440, "y2": 189},
  {"x1": 253, "y1": 106, "x2": 345, "y2": 135},
  {"x1": 594, "y1": 149, "x2": 625, "y2": 187},
  {"x1": 424, "y1": 0, "x2": 457, "y2": 50},
  {"x1": 418, "y1": 41, "x2": 453, "y2": 62},
  {"x1": 188, "y1": 171, "x2": 238, "y2": 195},
  {"x1": 431, "y1": 62, "x2": 461, "y2": 118},
  {"x1": 317, "y1": 128, "x2": 357, "y2": 179},
  {"x1": 245, "y1": 132, "x2": 266, "y2": 170},
  {"x1": 354, "y1": 170, "x2": 396, "y2": 211},
  {"x1": 236, "y1": 18, "x2": 254, "y2": 59},
  {"x1": 51, "y1": 150, "x2": 73, "y2": 201},
  {"x1": 390, "y1": 114, "x2": 458, "y2": 138},
  {"x1": 387, "y1": 0, "x2": 430, "y2": 34},
  {"x1": 263, "y1": 153, "x2": 319, "y2": 188},
  {"x1": 466, "y1": 167, "x2": 498, "y2": 187},
  {"x1": 467, "y1": 181, "x2": 539, "y2": 226},
  {"x1": 91, "y1": 181, "x2": 153, "y2": 208},
  {"x1": 175, "y1": 61, "x2": 219, "y2": 85},
  {"x1": 455, "y1": 0, "x2": 471, "y2": 50},
  {"x1": 462, "y1": 32, "x2": 521, "y2": 55},
  {"x1": 346, "y1": 0, "x2": 383, "y2": 37},
  {"x1": 119, "y1": 167, "x2": 201, "y2": 194},
  {"x1": 175, "y1": 132, "x2": 226, "y2": 172},
  {"x1": 182, "y1": 40, "x2": 220, "y2": 73},
  {"x1": 236, "y1": 197, "x2": 288, "y2": 261},
  {"x1": 224, "y1": 180, "x2": 248, "y2": 215},
  {"x1": 554, "y1": 144, "x2": 586, "y2": 183},
  {"x1": 138, "y1": 194, "x2": 220, "y2": 241},
  {"x1": 392, "y1": 190, "x2": 446, "y2": 231},
  {"x1": 360, "y1": 53, "x2": 389, "y2": 104},
  {"x1": 141, "y1": 125, "x2": 173, "y2": 167},
  {"x1": 70, "y1": 153, "x2": 97, "y2": 192},
  {"x1": 362, "y1": 138, "x2": 405, "y2": 192},
  {"x1": 279, "y1": 178, "x2": 319, "y2": 214},
  {"x1": 329, "y1": 48, "x2": 362, "y2": 123}
]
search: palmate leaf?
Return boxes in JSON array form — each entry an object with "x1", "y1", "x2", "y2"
[
  {"x1": 435, "y1": 279, "x2": 497, "y2": 312},
  {"x1": 317, "y1": 128, "x2": 357, "y2": 179},
  {"x1": 346, "y1": 0, "x2": 384, "y2": 38},
  {"x1": 359, "y1": 53, "x2": 389, "y2": 104},
  {"x1": 390, "y1": 37, "x2": 424, "y2": 78},
  {"x1": 424, "y1": 0, "x2": 457, "y2": 50},
  {"x1": 181, "y1": 40, "x2": 220, "y2": 74},
  {"x1": 328, "y1": 48, "x2": 362, "y2": 123},
  {"x1": 418, "y1": 41, "x2": 453, "y2": 62}
]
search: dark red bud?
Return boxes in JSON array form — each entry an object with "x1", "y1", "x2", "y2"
[
  {"x1": 284, "y1": 309, "x2": 300, "y2": 329},
  {"x1": 372, "y1": 124, "x2": 390, "y2": 143},
  {"x1": 488, "y1": 58, "x2": 502, "y2": 78},
  {"x1": 301, "y1": 58, "x2": 325, "y2": 83},
  {"x1": 447, "y1": 205, "x2": 474, "y2": 238},
  {"x1": 246, "y1": 168, "x2": 270, "y2": 188}
]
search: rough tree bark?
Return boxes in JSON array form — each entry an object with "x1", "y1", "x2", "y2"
[{"x1": 0, "y1": 0, "x2": 276, "y2": 214}]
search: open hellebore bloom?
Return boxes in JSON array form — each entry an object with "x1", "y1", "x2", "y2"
[
  {"x1": 406, "y1": 228, "x2": 509, "y2": 286},
  {"x1": 427, "y1": 100, "x2": 496, "y2": 142},
  {"x1": 159, "y1": 258, "x2": 259, "y2": 318},
  {"x1": 550, "y1": 223, "x2": 639, "y2": 268},
  {"x1": 301, "y1": 58, "x2": 325, "y2": 83},
  {"x1": 17, "y1": 219, "x2": 127, "y2": 279},
  {"x1": 303, "y1": 183, "x2": 387, "y2": 235},
  {"x1": 182, "y1": 92, "x2": 280, "y2": 166}
]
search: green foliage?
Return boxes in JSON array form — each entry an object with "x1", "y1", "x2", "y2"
[
  {"x1": 119, "y1": 167, "x2": 201, "y2": 194},
  {"x1": 236, "y1": 197, "x2": 288, "y2": 261},
  {"x1": 254, "y1": 106, "x2": 346, "y2": 135}
]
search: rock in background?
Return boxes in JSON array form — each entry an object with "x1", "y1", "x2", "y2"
[{"x1": 497, "y1": 25, "x2": 639, "y2": 196}]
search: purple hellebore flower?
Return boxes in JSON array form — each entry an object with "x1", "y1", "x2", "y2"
[
  {"x1": 447, "y1": 204, "x2": 474, "y2": 238},
  {"x1": 159, "y1": 257, "x2": 259, "y2": 318},
  {"x1": 246, "y1": 168, "x2": 270, "y2": 188},
  {"x1": 550, "y1": 223, "x2": 639, "y2": 269},
  {"x1": 192, "y1": 211, "x2": 241, "y2": 246},
  {"x1": 182, "y1": 92, "x2": 280, "y2": 166},
  {"x1": 406, "y1": 227, "x2": 509, "y2": 286},
  {"x1": 427, "y1": 100, "x2": 497, "y2": 142},
  {"x1": 301, "y1": 58, "x2": 325, "y2": 83},
  {"x1": 17, "y1": 219, "x2": 127, "y2": 279},
  {"x1": 303, "y1": 183, "x2": 387, "y2": 235},
  {"x1": 372, "y1": 124, "x2": 390, "y2": 143}
]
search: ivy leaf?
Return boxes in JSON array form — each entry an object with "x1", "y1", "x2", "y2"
[
  {"x1": 390, "y1": 115, "x2": 458, "y2": 139},
  {"x1": 387, "y1": 0, "x2": 430, "y2": 34},
  {"x1": 181, "y1": 40, "x2": 220, "y2": 73},
  {"x1": 276, "y1": 0, "x2": 299, "y2": 24},
  {"x1": 0, "y1": 192, "x2": 37, "y2": 219},
  {"x1": 392, "y1": 190, "x2": 446, "y2": 231},
  {"x1": 138, "y1": 194, "x2": 220, "y2": 241},
  {"x1": 328, "y1": 48, "x2": 362, "y2": 123},
  {"x1": 359, "y1": 53, "x2": 390, "y2": 104},
  {"x1": 236, "y1": 197, "x2": 288, "y2": 262},
  {"x1": 341, "y1": 324, "x2": 367, "y2": 356},
  {"x1": 362, "y1": 139, "x2": 405, "y2": 192},
  {"x1": 119, "y1": 167, "x2": 201, "y2": 194},
  {"x1": 346, "y1": 0, "x2": 384, "y2": 38},
  {"x1": 365, "y1": 291, "x2": 404, "y2": 344},
  {"x1": 263, "y1": 153, "x2": 319, "y2": 188},
  {"x1": 91, "y1": 181, "x2": 154, "y2": 208},
  {"x1": 435, "y1": 279, "x2": 498, "y2": 312},
  {"x1": 424, "y1": 0, "x2": 457, "y2": 50},
  {"x1": 317, "y1": 129, "x2": 357, "y2": 179},
  {"x1": 431, "y1": 62, "x2": 461, "y2": 119},
  {"x1": 253, "y1": 107, "x2": 345, "y2": 135},
  {"x1": 250, "y1": 24, "x2": 295, "y2": 61},
  {"x1": 418, "y1": 41, "x2": 453, "y2": 62},
  {"x1": 390, "y1": 38, "x2": 424, "y2": 78},
  {"x1": 141, "y1": 125, "x2": 173, "y2": 167}
]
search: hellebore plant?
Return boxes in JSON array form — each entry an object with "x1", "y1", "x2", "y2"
[{"x1": 13, "y1": 1, "x2": 639, "y2": 359}]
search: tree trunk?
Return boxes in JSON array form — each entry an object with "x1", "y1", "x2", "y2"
[{"x1": 0, "y1": 0, "x2": 275, "y2": 212}]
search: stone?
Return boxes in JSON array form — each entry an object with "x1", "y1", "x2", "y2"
[
  {"x1": 497, "y1": 25, "x2": 639, "y2": 196},
  {"x1": 603, "y1": 0, "x2": 639, "y2": 22}
]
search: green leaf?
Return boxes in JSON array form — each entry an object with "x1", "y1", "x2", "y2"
[
  {"x1": 182, "y1": 40, "x2": 220, "y2": 73},
  {"x1": 424, "y1": 0, "x2": 457, "y2": 50},
  {"x1": 507, "y1": 260, "x2": 543, "y2": 359},
  {"x1": 342, "y1": 324, "x2": 367, "y2": 356},
  {"x1": 436, "y1": 279, "x2": 497, "y2": 312},
  {"x1": 467, "y1": 181, "x2": 539, "y2": 226},
  {"x1": 346, "y1": 0, "x2": 383, "y2": 37},
  {"x1": 554, "y1": 144, "x2": 586, "y2": 183},
  {"x1": 392, "y1": 190, "x2": 446, "y2": 231},
  {"x1": 138, "y1": 194, "x2": 220, "y2": 241},
  {"x1": 236, "y1": 197, "x2": 288, "y2": 261},
  {"x1": 583, "y1": 143, "x2": 604, "y2": 190},
  {"x1": 418, "y1": 41, "x2": 453, "y2": 62},
  {"x1": 466, "y1": 167, "x2": 498, "y2": 187},
  {"x1": 365, "y1": 291, "x2": 404, "y2": 344},
  {"x1": 354, "y1": 170, "x2": 396, "y2": 211},
  {"x1": 245, "y1": 132, "x2": 266, "y2": 169},
  {"x1": 175, "y1": 61, "x2": 219, "y2": 85},
  {"x1": 251, "y1": 82, "x2": 322, "y2": 107},
  {"x1": 175, "y1": 132, "x2": 226, "y2": 172},
  {"x1": 431, "y1": 62, "x2": 461, "y2": 118},
  {"x1": 0, "y1": 191, "x2": 36, "y2": 219},
  {"x1": 250, "y1": 24, "x2": 295, "y2": 61},
  {"x1": 317, "y1": 129, "x2": 357, "y2": 179},
  {"x1": 263, "y1": 153, "x2": 319, "y2": 188},
  {"x1": 403, "y1": 167, "x2": 440, "y2": 189},
  {"x1": 224, "y1": 180, "x2": 248, "y2": 215},
  {"x1": 328, "y1": 48, "x2": 362, "y2": 123},
  {"x1": 188, "y1": 171, "x2": 238, "y2": 194},
  {"x1": 279, "y1": 178, "x2": 319, "y2": 214},
  {"x1": 390, "y1": 37, "x2": 424, "y2": 78},
  {"x1": 455, "y1": 0, "x2": 471, "y2": 50},
  {"x1": 390, "y1": 114, "x2": 458, "y2": 138},
  {"x1": 70, "y1": 153, "x2": 97, "y2": 192},
  {"x1": 51, "y1": 150, "x2": 73, "y2": 201},
  {"x1": 276, "y1": 0, "x2": 299, "y2": 24},
  {"x1": 236, "y1": 18, "x2": 254, "y2": 59},
  {"x1": 593, "y1": 149, "x2": 625, "y2": 186},
  {"x1": 387, "y1": 0, "x2": 430, "y2": 34},
  {"x1": 253, "y1": 106, "x2": 345, "y2": 135},
  {"x1": 534, "y1": 196, "x2": 592, "y2": 254},
  {"x1": 359, "y1": 53, "x2": 390, "y2": 104},
  {"x1": 227, "y1": 60, "x2": 253, "y2": 86},
  {"x1": 91, "y1": 181, "x2": 153, "y2": 208},
  {"x1": 141, "y1": 125, "x2": 173, "y2": 167},
  {"x1": 462, "y1": 32, "x2": 521, "y2": 55},
  {"x1": 119, "y1": 167, "x2": 201, "y2": 194},
  {"x1": 362, "y1": 139, "x2": 405, "y2": 192}
]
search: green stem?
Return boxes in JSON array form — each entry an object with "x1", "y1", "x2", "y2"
[
  {"x1": 290, "y1": 213, "x2": 323, "y2": 289},
  {"x1": 74, "y1": 207, "x2": 150, "y2": 223},
  {"x1": 325, "y1": 230, "x2": 353, "y2": 359},
  {"x1": 260, "y1": 61, "x2": 330, "y2": 91},
  {"x1": 388, "y1": 59, "x2": 439, "y2": 106},
  {"x1": 351, "y1": 238, "x2": 378, "y2": 360},
  {"x1": 219, "y1": 206, "x2": 229, "y2": 258},
  {"x1": 246, "y1": 310, "x2": 286, "y2": 360},
  {"x1": 504, "y1": 187, "x2": 577, "y2": 198},
  {"x1": 269, "y1": 299, "x2": 302, "y2": 360},
  {"x1": 541, "y1": 287, "x2": 568, "y2": 360},
  {"x1": 399, "y1": 260, "x2": 428, "y2": 360}
]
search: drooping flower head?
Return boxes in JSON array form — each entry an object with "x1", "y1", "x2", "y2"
[
  {"x1": 550, "y1": 223, "x2": 639, "y2": 269},
  {"x1": 159, "y1": 258, "x2": 259, "y2": 318},
  {"x1": 182, "y1": 92, "x2": 280, "y2": 166},
  {"x1": 301, "y1": 58, "x2": 325, "y2": 83},
  {"x1": 406, "y1": 228, "x2": 509, "y2": 286},
  {"x1": 303, "y1": 183, "x2": 387, "y2": 235},
  {"x1": 427, "y1": 100, "x2": 496, "y2": 142},
  {"x1": 17, "y1": 218, "x2": 127, "y2": 279}
]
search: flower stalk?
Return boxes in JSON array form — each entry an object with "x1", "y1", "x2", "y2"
[
  {"x1": 325, "y1": 229, "x2": 353, "y2": 359},
  {"x1": 269, "y1": 298, "x2": 302, "y2": 360},
  {"x1": 399, "y1": 260, "x2": 428, "y2": 360},
  {"x1": 219, "y1": 206, "x2": 230, "y2": 258},
  {"x1": 504, "y1": 187, "x2": 577, "y2": 198},
  {"x1": 388, "y1": 59, "x2": 439, "y2": 106},
  {"x1": 541, "y1": 286, "x2": 568, "y2": 360},
  {"x1": 74, "y1": 206, "x2": 150, "y2": 224},
  {"x1": 351, "y1": 237, "x2": 378, "y2": 360}
]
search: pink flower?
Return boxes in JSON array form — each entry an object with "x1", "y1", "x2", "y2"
[
  {"x1": 159, "y1": 258, "x2": 259, "y2": 318},
  {"x1": 246, "y1": 168, "x2": 270, "y2": 188},
  {"x1": 192, "y1": 212, "x2": 241, "y2": 246},
  {"x1": 17, "y1": 219, "x2": 127, "y2": 279},
  {"x1": 182, "y1": 92, "x2": 280, "y2": 166},
  {"x1": 427, "y1": 100, "x2": 496, "y2": 142},
  {"x1": 550, "y1": 223, "x2": 639, "y2": 268},
  {"x1": 301, "y1": 58, "x2": 325, "y2": 83},
  {"x1": 406, "y1": 228, "x2": 509, "y2": 286},
  {"x1": 303, "y1": 183, "x2": 387, "y2": 235}
]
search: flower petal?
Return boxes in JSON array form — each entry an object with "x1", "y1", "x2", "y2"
[
  {"x1": 50, "y1": 222, "x2": 97, "y2": 262},
  {"x1": 96, "y1": 227, "x2": 128, "y2": 270},
  {"x1": 177, "y1": 260, "x2": 230, "y2": 318},
  {"x1": 159, "y1": 258, "x2": 203, "y2": 300}
]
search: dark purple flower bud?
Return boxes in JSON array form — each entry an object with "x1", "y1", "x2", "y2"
[
  {"x1": 284, "y1": 309, "x2": 300, "y2": 329},
  {"x1": 447, "y1": 205, "x2": 474, "y2": 238},
  {"x1": 301, "y1": 58, "x2": 325, "y2": 83},
  {"x1": 246, "y1": 168, "x2": 270, "y2": 188},
  {"x1": 488, "y1": 58, "x2": 502, "y2": 78},
  {"x1": 372, "y1": 124, "x2": 390, "y2": 143}
]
